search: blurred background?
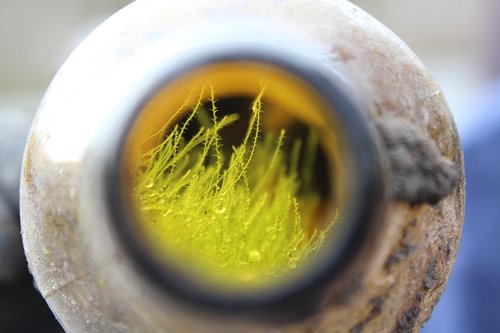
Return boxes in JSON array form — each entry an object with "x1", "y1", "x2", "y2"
[
  {"x1": 0, "y1": 0, "x2": 497, "y2": 332},
  {"x1": 0, "y1": 0, "x2": 492, "y2": 135}
]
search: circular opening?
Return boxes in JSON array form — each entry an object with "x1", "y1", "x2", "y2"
[{"x1": 109, "y1": 50, "x2": 382, "y2": 315}]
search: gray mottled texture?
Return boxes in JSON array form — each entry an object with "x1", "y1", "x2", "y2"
[{"x1": 377, "y1": 117, "x2": 459, "y2": 205}]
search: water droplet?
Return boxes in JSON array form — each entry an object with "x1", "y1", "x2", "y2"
[
  {"x1": 162, "y1": 209, "x2": 173, "y2": 216},
  {"x1": 214, "y1": 203, "x2": 226, "y2": 214},
  {"x1": 260, "y1": 241, "x2": 270, "y2": 251},
  {"x1": 248, "y1": 250, "x2": 262, "y2": 262},
  {"x1": 145, "y1": 182, "x2": 154, "y2": 189},
  {"x1": 288, "y1": 250, "x2": 298, "y2": 269}
]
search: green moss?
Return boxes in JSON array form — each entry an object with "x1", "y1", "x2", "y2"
[{"x1": 132, "y1": 85, "x2": 336, "y2": 289}]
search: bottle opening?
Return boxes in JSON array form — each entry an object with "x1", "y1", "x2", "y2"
[
  {"x1": 122, "y1": 61, "x2": 347, "y2": 296},
  {"x1": 110, "y1": 52, "x2": 382, "y2": 313}
]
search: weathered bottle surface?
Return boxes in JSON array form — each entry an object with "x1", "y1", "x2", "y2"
[{"x1": 20, "y1": 0, "x2": 464, "y2": 332}]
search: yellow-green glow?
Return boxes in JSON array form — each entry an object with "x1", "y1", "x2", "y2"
[{"x1": 132, "y1": 86, "x2": 336, "y2": 290}]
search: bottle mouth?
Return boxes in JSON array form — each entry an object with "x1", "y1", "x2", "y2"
[{"x1": 106, "y1": 47, "x2": 384, "y2": 319}]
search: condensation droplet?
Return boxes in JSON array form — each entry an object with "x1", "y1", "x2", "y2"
[
  {"x1": 248, "y1": 250, "x2": 262, "y2": 263},
  {"x1": 214, "y1": 204, "x2": 226, "y2": 214},
  {"x1": 145, "y1": 182, "x2": 154, "y2": 189},
  {"x1": 260, "y1": 241, "x2": 270, "y2": 251}
]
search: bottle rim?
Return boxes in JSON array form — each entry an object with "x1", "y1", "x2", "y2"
[{"x1": 104, "y1": 43, "x2": 386, "y2": 322}]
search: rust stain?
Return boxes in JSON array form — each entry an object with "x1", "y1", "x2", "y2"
[
  {"x1": 22, "y1": 135, "x2": 36, "y2": 187},
  {"x1": 330, "y1": 46, "x2": 355, "y2": 62}
]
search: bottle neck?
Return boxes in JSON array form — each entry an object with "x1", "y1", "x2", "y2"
[{"x1": 103, "y1": 45, "x2": 387, "y2": 321}]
